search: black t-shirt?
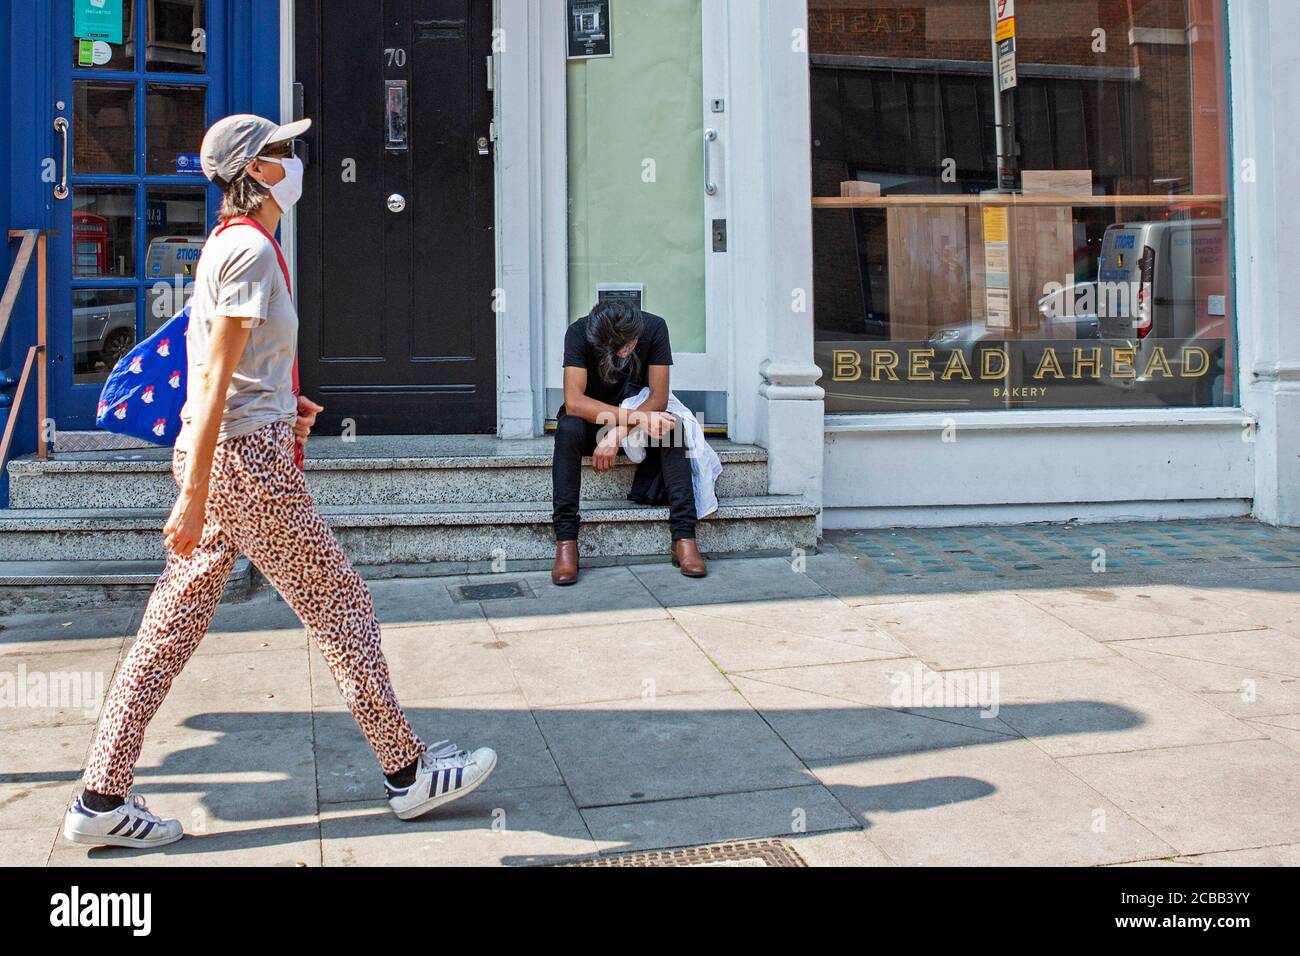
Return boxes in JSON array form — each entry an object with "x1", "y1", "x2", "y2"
[{"x1": 562, "y1": 311, "x2": 673, "y2": 406}]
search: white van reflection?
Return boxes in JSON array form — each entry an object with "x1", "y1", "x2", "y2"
[{"x1": 1062, "y1": 220, "x2": 1229, "y2": 404}]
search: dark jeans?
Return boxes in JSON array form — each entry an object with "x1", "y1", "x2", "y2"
[{"x1": 552, "y1": 411, "x2": 697, "y2": 542}]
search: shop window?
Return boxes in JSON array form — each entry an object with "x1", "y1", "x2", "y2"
[{"x1": 810, "y1": 0, "x2": 1234, "y2": 413}]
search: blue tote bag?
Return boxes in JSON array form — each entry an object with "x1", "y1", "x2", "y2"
[
  {"x1": 95, "y1": 306, "x2": 190, "y2": 447},
  {"x1": 95, "y1": 216, "x2": 297, "y2": 451}
]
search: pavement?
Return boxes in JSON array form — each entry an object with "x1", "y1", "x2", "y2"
[{"x1": 3, "y1": 517, "x2": 1300, "y2": 867}]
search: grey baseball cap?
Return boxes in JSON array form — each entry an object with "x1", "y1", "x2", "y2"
[{"x1": 200, "y1": 114, "x2": 312, "y2": 188}]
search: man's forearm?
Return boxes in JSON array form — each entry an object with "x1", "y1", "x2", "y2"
[{"x1": 566, "y1": 395, "x2": 655, "y2": 432}]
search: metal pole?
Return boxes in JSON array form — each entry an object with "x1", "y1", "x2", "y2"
[{"x1": 989, "y1": 0, "x2": 1007, "y2": 191}]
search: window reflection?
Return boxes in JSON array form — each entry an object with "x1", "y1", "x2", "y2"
[
  {"x1": 146, "y1": 84, "x2": 207, "y2": 174},
  {"x1": 810, "y1": 0, "x2": 1232, "y2": 412},
  {"x1": 147, "y1": 0, "x2": 207, "y2": 74},
  {"x1": 73, "y1": 188, "x2": 136, "y2": 278},
  {"x1": 73, "y1": 81, "x2": 135, "y2": 175},
  {"x1": 72, "y1": 288, "x2": 137, "y2": 385},
  {"x1": 145, "y1": 188, "x2": 206, "y2": 331}
]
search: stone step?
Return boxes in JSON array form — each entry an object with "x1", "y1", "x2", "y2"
[
  {"x1": 0, "y1": 558, "x2": 254, "y2": 616},
  {"x1": 0, "y1": 496, "x2": 818, "y2": 564},
  {"x1": 7, "y1": 437, "x2": 770, "y2": 509}
]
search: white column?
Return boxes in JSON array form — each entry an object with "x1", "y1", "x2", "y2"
[
  {"x1": 494, "y1": 0, "x2": 536, "y2": 437},
  {"x1": 1232, "y1": 0, "x2": 1300, "y2": 525},
  {"x1": 725, "y1": 0, "x2": 824, "y2": 517}
]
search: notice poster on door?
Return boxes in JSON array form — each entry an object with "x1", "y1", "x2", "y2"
[
  {"x1": 75, "y1": 0, "x2": 123, "y2": 45},
  {"x1": 596, "y1": 282, "x2": 643, "y2": 312},
  {"x1": 568, "y1": 0, "x2": 613, "y2": 59}
]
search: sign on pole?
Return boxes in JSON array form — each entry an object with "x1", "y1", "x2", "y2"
[{"x1": 996, "y1": 0, "x2": 1018, "y2": 90}]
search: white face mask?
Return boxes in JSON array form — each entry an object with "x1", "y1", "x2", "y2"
[{"x1": 252, "y1": 155, "x2": 304, "y2": 212}]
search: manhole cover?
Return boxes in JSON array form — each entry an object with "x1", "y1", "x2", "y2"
[
  {"x1": 450, "y1": 580, "x2": 533, "y2": 602},
  {"x1": 558, "y1": 839, "x2": 807, "y2": 868}
]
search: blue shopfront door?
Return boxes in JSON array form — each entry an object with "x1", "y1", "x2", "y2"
[{"x1": 44, "y1": 0, "x2": 228, "y2": 429}]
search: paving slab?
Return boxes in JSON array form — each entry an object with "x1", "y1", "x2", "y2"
[
  {"x1": 501, "y1": 618, "x2": 729, "y2": 707},
  {"x1": 672, "y1": 606, "x2": 908, "y2": 673},
  {"x1": 309, "y1": 620, "x2": 517, "y2": 706},
  {"x1": 857, "y1": 593, "x2": 1110, "y2": 669},
  {"x1": 533, "y1": 689, "x2": 814, "y2": 808},
  {"x1": 314, "y1": 693, "x2": 563, "y2": 805},
  {"x1": 731, "y1": 673, "x2": 1013, "y2": 762},
  {"x1": 583, "y1": 784, "x2": 857, "y2": 854},
  {"x1": 478, "y1": 566, "x2": 667, "y2": 634},
  {"x1": 733, "y1": 658, "x2": 1018, "y2": 734},
  {"x1": 0, "y1": 605, "x2": 137, "y2": 656},
  {"x1": 987, "y1": 656, "x2": 1260, "y2": 756},
  {"x1": 629, "y1": 556, "x2": 828, "y2": 608},
  {"x1": 815, "y1": 738, "x2": 1176, "y2": 866},
  {"x1": 0, "y1": 722, "x2": 92, "y2": 832},
  {"x1": 320, "y1": 786, "x2": 597, "y2": 866},
  {"x1": 0, "y1": 646, "x2": 120, "y2": 730},
  {"x1": 1244, "y1": 713, "x2": 1300, "y2": 754},
  {"x1": 1110, "y1": 843, "x2": 1300, "y2": 867},
  {"x1": 0, "y1": 827, "x2": 54, "y2": 866},
  {"x1": 1112, "y1": 639, "x2": 1300, "y2": 719},
  {"x1": 1061, "y1": 739, "x2": 1300, "y2": 856},
  {"x1": 801, "y1": 551, "x2": 1042, "y2": 607},
  {"x1": 785, "y1": 828, "x2": 895, "y2": 866},
  {"x1": 194, "y1": 591, "x2": 310, "y2": 656},
  {"x1": 127, "y1": 714, "x2": 317, "y2": 820},
  {"x1": 1199, "y1": 580, "x2": 1300, "y2": 637},
  {"x1": 1115, "y1": 627, "x2": 1300, "y2": 677},
  {"x1": 1016, "y1": 583, "x2": 1265, "y2": 641},
  {"x1": 365, "y1": 575, "x2": 485, "y2": 627},
  {"x1": 151, "y1": 647, "x2": 311, "y2": 727}
]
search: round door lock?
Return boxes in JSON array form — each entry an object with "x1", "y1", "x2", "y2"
[{"x1": 387, "y1": 193, "x2": 407, "y2": 213}]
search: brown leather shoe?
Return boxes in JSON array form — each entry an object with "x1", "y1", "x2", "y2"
[
  {"x1": 671, "y1": 539, "x2": 708, "y2": 578},
  {"x1": 552, "y1": 540, "x2": 580, "y2": 586}
]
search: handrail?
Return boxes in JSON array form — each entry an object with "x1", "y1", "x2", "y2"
[
  {"x1": 0, "y1": 228, "x2": 49, "y2": 471},
  {"x1": 0, "y1": 229, "x2": 38, "y2": 344}
]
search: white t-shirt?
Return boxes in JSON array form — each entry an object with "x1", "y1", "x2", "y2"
[{"x1": 177, "y1": 223, "x2": 298, "y2": 450}]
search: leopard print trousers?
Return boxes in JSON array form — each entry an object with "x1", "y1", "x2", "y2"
[{"x1": 83, "y1": 421, "x2": 425, "y2": 796}]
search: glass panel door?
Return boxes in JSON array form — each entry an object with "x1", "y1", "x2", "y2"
[
  {"x1": 562, "y1": 0, "x2": 730, "y2": 427},
  {"x1": 48, "y1": 0, "x2": 223, "y2": 429}
]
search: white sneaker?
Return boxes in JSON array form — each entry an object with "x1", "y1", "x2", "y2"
[
  {"x1": 386, "y1": 741, "x2": 498, "y2": 820},
  {"x1": 63, "y1": 793, "x2": 184, "y2": 848}
]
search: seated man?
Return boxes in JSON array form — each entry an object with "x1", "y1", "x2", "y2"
[{"x1": 552, "y1": 300, "x2": 707, "y2": 585}]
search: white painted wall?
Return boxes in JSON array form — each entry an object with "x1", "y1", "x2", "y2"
[
  {"x1": 824, "y1": 409, "x2": 1254, "y2": 528},
  {"x1": 728, "y1": 0, "x2": 825, "y2": 514},
  {"x1": 1231, "y1": 0, "x2": 1300, "y2": 526}
]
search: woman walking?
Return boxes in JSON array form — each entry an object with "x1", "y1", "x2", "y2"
[{"x1": 64, "y1": 115, "x2": 496, "y2": 849}]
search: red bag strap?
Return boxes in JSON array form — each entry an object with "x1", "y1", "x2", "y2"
[
  {"x1": 213, "y1": 216, "x2": 305, "y2": 469},
  {"x1": 214, "y1": 215, "x2": 292, "y2": 294}
]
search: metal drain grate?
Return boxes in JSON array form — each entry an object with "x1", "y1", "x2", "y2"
[
  {"x1": 558, "y1": 839, "x2": 807, "y2": 868},
  {"x1": 449, "y1": 580, "x2": 533, "y2": 602}
]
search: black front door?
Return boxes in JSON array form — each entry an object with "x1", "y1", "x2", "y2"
[{"x1": 295, "y1": 0, "x2": 496, "y2": 435}]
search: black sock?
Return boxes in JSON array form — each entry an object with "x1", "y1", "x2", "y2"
[
  {"x1": 386, "y1": 758, "x2": 420, "y2": 788},
  {"x1": 82, "y1": 789, "x2": 125, "y2": 813}
]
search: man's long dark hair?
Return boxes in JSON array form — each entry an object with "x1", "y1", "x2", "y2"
[{"x1": 586, "y1": 300, "x2": 645, "y2": 386}]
